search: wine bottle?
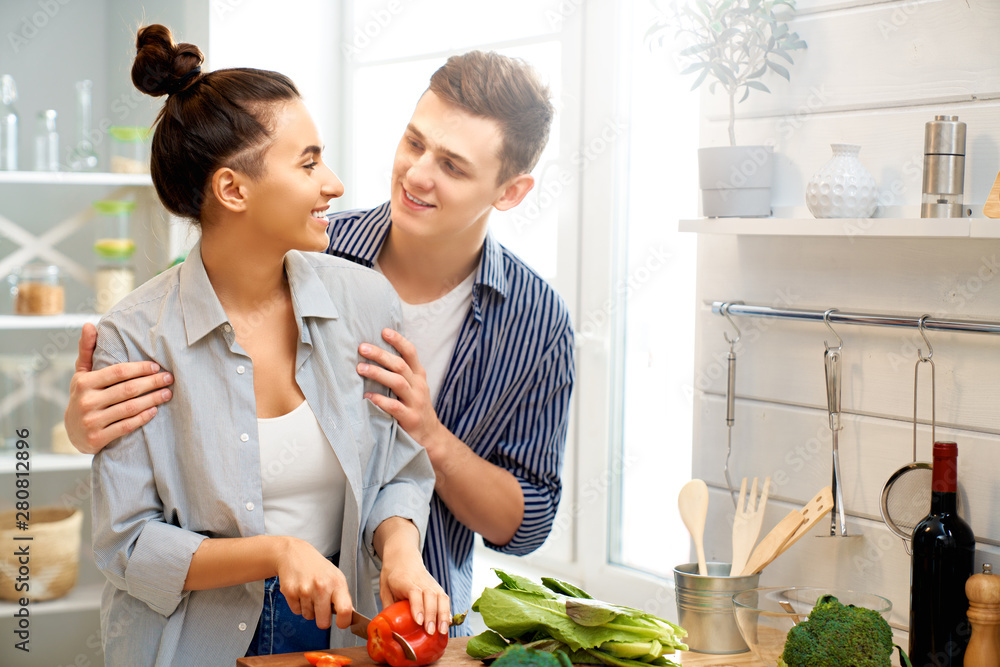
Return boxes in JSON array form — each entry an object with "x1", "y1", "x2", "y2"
[{"x1": 909, "y1": 441, "x2": 976, "y2": 667}]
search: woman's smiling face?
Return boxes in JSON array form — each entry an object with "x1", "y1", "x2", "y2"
[{"x1": 243, "y1": 99, "x2": 344, "y2": 254}]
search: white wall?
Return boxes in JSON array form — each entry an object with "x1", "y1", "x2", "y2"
[{"x1": 690, "y1": 0, "x2": 1000, "y2": 639}]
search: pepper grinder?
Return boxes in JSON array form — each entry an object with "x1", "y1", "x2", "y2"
[
  {"x1": 965, "y1": 563, "x2": 1000, "y2": 667},
  {"x1": 921, "y1": 115, "x2": 967, "y2": 218}
]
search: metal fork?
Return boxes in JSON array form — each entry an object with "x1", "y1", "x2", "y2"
[{"x1": 730, "y1": 476, "x2": 770, "y2": 576}]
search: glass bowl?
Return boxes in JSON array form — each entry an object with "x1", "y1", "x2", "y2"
[{"x1": 732, "y1": 587, "x2": 892, "y2": 667}]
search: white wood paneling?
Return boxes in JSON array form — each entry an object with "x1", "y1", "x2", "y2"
[
  {"x1": 688, "y1": 0, "x2": 1000, "y2": 646},
  {"x1": 701, "y1": 0, "x2": 1000, "y2": 120}
]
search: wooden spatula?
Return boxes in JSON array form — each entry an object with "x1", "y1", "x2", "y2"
[
  {"x1": 740, "y1": 509, "x2": 805, "y2": 576},
  {"x1": 782, "y1": 486, "x2": 835, "y2": 551}
]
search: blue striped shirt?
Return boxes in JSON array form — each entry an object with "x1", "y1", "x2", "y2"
[{"x1": 326, "y1": 201, "x2": 575, "y2": 624}]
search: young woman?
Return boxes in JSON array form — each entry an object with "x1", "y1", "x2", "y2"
[{"x1": 91, "y1": 24, "x2": 448, "y2": 665}]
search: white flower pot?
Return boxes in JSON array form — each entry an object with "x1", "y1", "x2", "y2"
[{"x1": 698, "y1": 146, "x2": 774, "y2": 218}]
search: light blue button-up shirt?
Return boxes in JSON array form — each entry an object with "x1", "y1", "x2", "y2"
[{"x1": 91, "y1": 243, "x2": 434, "y2": 666}]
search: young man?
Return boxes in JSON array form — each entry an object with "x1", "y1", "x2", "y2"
[{"x1": 66, "y1": 51, "x2": 575, "y2": 628}]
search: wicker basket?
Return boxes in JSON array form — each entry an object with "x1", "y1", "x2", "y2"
[{"x1": 0, "y1": 506, "x2": 83, "y2": 601}]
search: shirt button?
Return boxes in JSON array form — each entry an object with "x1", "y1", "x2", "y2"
[
  {"x1": 238, "y1": 622, "x2": 247, "y2": 631},
  {"x1": 240, "y1": 433, "x2": 249, "y2": 442},
  {"x1": 237, "y1": 365, "x2": 246, "y2": 375},
  {"x1": 223, "y1": 324, "x2": 232, "y2": 333},
  {"x1": 245, "y1": 502, "x2": 254, "y2": 511}
]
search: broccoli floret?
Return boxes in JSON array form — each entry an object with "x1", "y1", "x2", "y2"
[
  {"x1": 493, "y1": 645, "x2": 573, "y2": 667},
  {"x1": 777, "y1": 594, "x2": 903, "y2": 667}
]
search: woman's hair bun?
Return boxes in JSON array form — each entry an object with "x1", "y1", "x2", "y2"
[{"x1": 131, "y1": 24, "x2": 204, "y2": 97}]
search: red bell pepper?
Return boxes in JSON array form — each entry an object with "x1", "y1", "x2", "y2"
[
  {"x1": 303, "y1": 651, "x2": 352, "y2": 667},
  {"x1": 366, "y1": 600, "x2": 448, "y2": 667}
]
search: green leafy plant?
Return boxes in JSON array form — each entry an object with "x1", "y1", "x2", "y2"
[{"x1": 647, "y1": 0, "x2": 807, "y2": 146}]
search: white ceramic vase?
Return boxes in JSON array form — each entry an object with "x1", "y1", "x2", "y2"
[{"x1": 805, "y1": 144, "x2": 878, "y2": 218}]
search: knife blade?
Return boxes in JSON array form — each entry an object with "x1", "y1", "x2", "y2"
[{"x1": 348, "y1": 610, "x2": 418, "y2": 661}]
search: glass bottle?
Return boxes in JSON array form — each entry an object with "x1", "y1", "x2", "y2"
[
  {"x1": 34, "y1": 110, "x2": 59, "y2": 171},
  {"x1": 910, "y1": 441, "x2": 976, "y2": 667},
  {"x1": 0, "y1": 74, "x2": 18, "y2": 170},
  {"x1": 68, "y1": 79, "x2": 97, "y2": 171},
  {"x1": 92, "y1": 200, "x2": 136, "y2": 313}
]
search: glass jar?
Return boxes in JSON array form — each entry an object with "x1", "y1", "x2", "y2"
[
  {"x1": 9, "y1": 264, "x2": 64, "y2": 315},
  {"x1": 108, "y1": 125, "x2": 150, "y2": 174},
  {"x1": 93, "y1": 200, "x2": 136, "y2": 313},
  {"x1": 34, "y1": 109, "x2": 59, "y2": 172}
]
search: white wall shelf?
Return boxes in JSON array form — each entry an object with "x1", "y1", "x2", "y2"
[
  {"x1": 679, "y1": 217, "x2": 1000, "y2": 238},
  {"x1": 0, "y1": 452, "x2": 93, "y2": 474},
  {"x1": 0, "y1": 172, "x2": 153, "y2": 187},
  {"x1": 0, "y1": 582, "x2": 102, "y2": 617},
  {"x1": 0, "y1": 314, "x2": 101, "y2": 331}
]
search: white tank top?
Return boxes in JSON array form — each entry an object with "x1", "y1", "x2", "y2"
[{"x1": 257, "y1": 400, "x2": 345, "y2": 557}]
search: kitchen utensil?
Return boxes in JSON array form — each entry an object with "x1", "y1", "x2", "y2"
[
  {"x1": 348, "y1": 610, "x2": 417, "y2": 661},
  {"x1": 678, "y1": 479, "x2": 709, "y2": 575},
  {"x1": 985, "y1": 169, "x2": 1000, "y2": 218},
  {"x1": 740, "y1": 509, "x2": 805, "y2": 576},
  {"x1": 730, "y1": 476, "x2": 770, "y2": 576},
  {"x1": 782, "y1": 486, "x2": 835, "y2": 551},
  {"x1": 721, "y1": 302, "x2": 743, "y2": 508},
  {"x1": 732, "y1": 587, "x2": 892, "y2": 667},
  {"x1": 964, "y1": 563, "x2": 1000, "y2": 667},
  {"x1": 880, "y1": 316, "x2": 935, "y2": 554},
  {"x1": 921, "y1": 115, "x2": 967, "y2": 218},
  {"x1": 673, "y1": 562, "x2": 760, "y2": 654},
  {"x1": 822, "y1": 310, "x2": 849, "y2": 536}
]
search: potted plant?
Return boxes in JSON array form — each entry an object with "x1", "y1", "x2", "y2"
[{"x1": 647, "y1": 0, "x2": 807, "y2": 217}]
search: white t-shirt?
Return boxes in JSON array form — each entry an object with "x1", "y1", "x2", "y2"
[
  {"x1": 257, "y1": 400, "x2": 345, "y2": 557},
  {"x1": 375, "y1": 261, "x2": 477, "y2": 404}
]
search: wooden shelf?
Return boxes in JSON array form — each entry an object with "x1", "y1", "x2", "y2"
[
  {"x1": 0, "y1": 314, "x2": 100, "y2": 330},
  {"x1": 0, "y1": 582, "x2": 102, "y2": 617},
  {"x1": 0, "y1": 171, "x2": 152, "y2": 186},
  {"x1": 0, "y1": 452, "x2": 93, "y2": 473},
  {"x1": 679, "y1": 217, "x2": 1000, "y2": 238}
]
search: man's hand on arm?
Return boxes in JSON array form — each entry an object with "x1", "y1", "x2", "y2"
[
  {"x1": 357, "y1": 330, "x2": 524, "y2": 545},
  {"x1": 65, "y1": 323, "x2": 174, "y2": 454}
]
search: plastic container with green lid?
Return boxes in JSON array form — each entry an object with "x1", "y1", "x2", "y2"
[
  {"x1": 92, "y1": 199, "x2": 136, "y2": 313},
  {"x1": 108, "y1": 125, "x2": 150, "y2": 174}
]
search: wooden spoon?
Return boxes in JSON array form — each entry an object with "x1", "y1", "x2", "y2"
[{"x1": 678, "y1": 479, "x2": 710, "y2": 575}]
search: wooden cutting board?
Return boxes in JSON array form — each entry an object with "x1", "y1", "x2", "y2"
[
  {"x1": 237, "y1": 637, "x2": 477, "y2": 667},
  {"x1": 235, "y1": 632, "x2": 783, "y2": 666}
]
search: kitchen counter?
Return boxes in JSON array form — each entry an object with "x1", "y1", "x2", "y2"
[{"x1": 236, "y1": 634, "x2": 783, "y2": 667}]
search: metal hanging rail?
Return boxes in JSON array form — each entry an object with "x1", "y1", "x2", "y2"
[{"x1": 710, "y1": 301, "x2": 1000, "y2": 336}]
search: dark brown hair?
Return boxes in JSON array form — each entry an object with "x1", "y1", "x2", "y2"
[
  {"x1": 131, "y1": 24, "x2": 300, "y2": 220},
  {"x1": 428, "y1": 51, "x2": 554, "y2": 184}
]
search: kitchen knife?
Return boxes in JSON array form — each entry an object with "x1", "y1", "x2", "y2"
[{"x1": 348, "y1": 610, "x2": 418, "y2": 661}]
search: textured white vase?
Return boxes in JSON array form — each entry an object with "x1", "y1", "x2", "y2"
[{"x1": 805, "y1": 144, "x2": 878, "y2": 218}]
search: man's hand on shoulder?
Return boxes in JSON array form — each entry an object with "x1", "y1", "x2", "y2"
[
  {"x1": 356, "y1": 328, "x2": 446, "y2": 449},
  {"x1": 65, "y1": 323, "x2": 174, "y2": 454}
]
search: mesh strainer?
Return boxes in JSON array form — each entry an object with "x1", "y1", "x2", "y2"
[{"x1": 880, "y1": 335, "x2": 935, "y2": 555}]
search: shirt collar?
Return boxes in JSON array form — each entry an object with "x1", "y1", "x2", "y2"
[
  {"x1": 329, "y1": 200, "x2": 508, "y2": 299},
  {"x1": 179, "y1": 241, "x2": 339, "y2": 346}
]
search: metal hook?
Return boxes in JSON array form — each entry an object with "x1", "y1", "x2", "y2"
[
  {"x1": 917, "y1": 315, "x2": 934, "y2": 362},
  {"x1": 823, "y1": 308, "x2": 843, "y2": 352},
  {"x1": 722, "y1": 302, "x2": 742, "y2": 349}
]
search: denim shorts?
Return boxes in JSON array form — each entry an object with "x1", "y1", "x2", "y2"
[{"x1": 244, "y1": 552, "x2": 340, "y2": 657}]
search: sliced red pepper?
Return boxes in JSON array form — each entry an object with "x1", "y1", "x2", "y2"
[
  {"x1": 304, "y1": 651, "x2": 352, "y2": 666},
  {"x1": 366, "y1": 600, "x2": 448, "y2": 667}
]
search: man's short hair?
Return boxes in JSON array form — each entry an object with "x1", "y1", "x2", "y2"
[{"x1": 428, "y1": 51, "x2": 554, "y2": 184}]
